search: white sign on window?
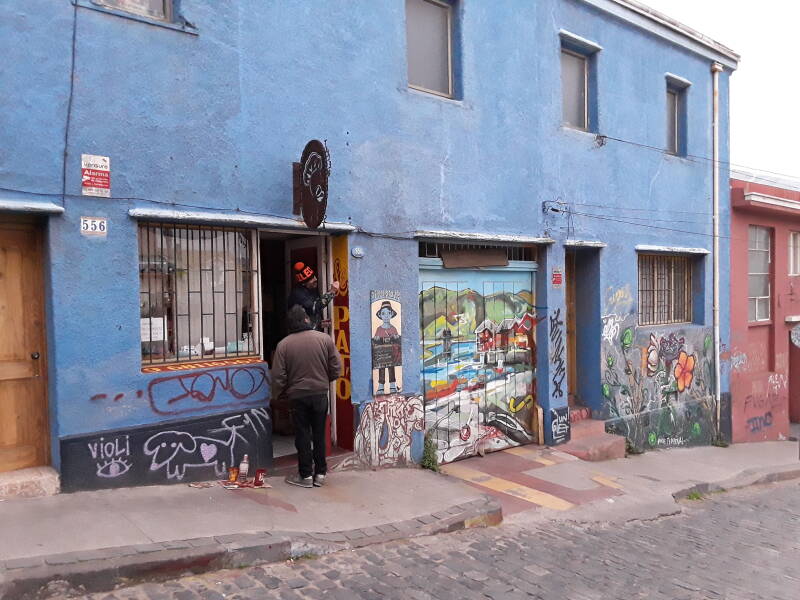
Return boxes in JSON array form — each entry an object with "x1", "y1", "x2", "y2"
[
  {"x1": 140, "y1": 317, "x2": 166, "y2": 342},
  {"x1": 80, "y1": 216, "x2": 108, "y2": 237}
]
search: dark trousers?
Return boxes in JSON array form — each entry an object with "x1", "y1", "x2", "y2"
[
  {"x1": 291, "y1": 394, "x2": 328, "y2": 478},
  {"x1": 377, "y1": 366, "x2": 396, "y2": 384}
]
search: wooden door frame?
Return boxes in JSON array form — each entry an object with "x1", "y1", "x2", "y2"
[{"x1": 0, "y1": 216, "x2": 51, "y2": 471}]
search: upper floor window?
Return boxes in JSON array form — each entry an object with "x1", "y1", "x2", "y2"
[
  {"x1": 138, "y1": 224, "x2": 260, "y2": 366},
  {"x1": 95, "y1": 0, "x2": 171, "y2": 21},
  {"x1": 405, "y1": 0, "x2": 453, "y2": 98},
  {"x1": 638, "y1": 254, "x2": 692, "y2": 326},
  {"x1": 748, "y1": 225, "x2": 771, "y2": 322},
  {"x1": 789, "y1": 232, "x2": 800, "y2": 276},
  {"x1": 559, "y1": 31, "x2": 601, "y2": 132},
  {"x1": 665, "y1": 75, "x2": 690, "y2": 156},
  {"x1": 561, "y1": 49, "x2": 588, "y2": 129},
  {"x1": 666, "y1": 89, "x2": 679, "y2": 154}
]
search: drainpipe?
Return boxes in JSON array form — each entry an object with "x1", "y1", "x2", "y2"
[{"x1": 711, "y1": 61, "x2": 723, "y2": 439}]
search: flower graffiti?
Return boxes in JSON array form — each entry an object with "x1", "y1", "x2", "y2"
[{"x1": 674, "y1": 351, "x2": 696, "y2": 392}]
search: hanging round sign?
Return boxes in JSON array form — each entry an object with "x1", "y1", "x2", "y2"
[{"x1": 298, "y1": 139, "x2": 329, "y2": 230}]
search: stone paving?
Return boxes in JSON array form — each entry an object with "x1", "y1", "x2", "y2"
[{"x1": 60, "y1": 480, "x2": 800, "y2": 600}]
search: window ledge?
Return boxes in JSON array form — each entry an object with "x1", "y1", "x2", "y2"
[
  {"x1": 748, "y1": 320, "x2": 772, "y2": 328},
  {"x1": 663, "y1": 152, "x2": 691, "y2": 164},
  {"x1": 76, "y1": 1, "x2": 198, "y2": 35},
  {"x1": 560, "y1": 125, "x2": 598, "y2": 140},
  {"x1": 405, "y1": 86, "x2": 467, "y2": 108}
]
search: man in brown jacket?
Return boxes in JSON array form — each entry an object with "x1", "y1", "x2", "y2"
[{"x1": 272, "y1": 305, "x2": 341, "y2": 488}]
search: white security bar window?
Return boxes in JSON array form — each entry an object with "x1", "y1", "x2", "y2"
[
  {"x1": 666, "y1": 89, "x2": 679, "y2": 154},
  {"x1": 638, "y1": 254, "x2": 692, "y2": 326},
  {"x1": 406, "y1": 0, "x2": 453, "y2": 97},
  {"x1": 138, "y1": 224, "x2": 260, "y2": 365},
  {"x1": 561, "y1": 49, "x2": 588, "y2": 130},
  {"x1": 748, "y1": 225, "x2": 771, "y2": 322},
  {"x1": 96, "y1": 0, "x2": 170, "y2": 21},
  {"x1": 789, "y1": 232, "x2": 800, "y2": 276}
]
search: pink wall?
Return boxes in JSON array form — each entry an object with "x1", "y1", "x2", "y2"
[{"x1": 729, "y1": 178, "x2": 800, "y2": 442}]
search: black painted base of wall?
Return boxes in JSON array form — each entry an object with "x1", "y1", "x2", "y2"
[{"x1": 60, "y1": 407, "x2": 272, "y2": 492}]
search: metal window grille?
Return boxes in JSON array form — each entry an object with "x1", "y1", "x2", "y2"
[
  {"x1": 748, "y1": 225, "x2": 771, "y2": 322},
  {"x1": 138, "y1": 223, "x2": 260, "y2": 366},
  {"x1": 638, "y1": 254, "x2": 692, "y2": 326},
  {"x1": 418, "y1": 241, "x2": 536, "y2": 262}
]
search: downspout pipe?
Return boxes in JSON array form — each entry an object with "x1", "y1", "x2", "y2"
[{"x1": 711, "y1": 61, "x2": 723, "y2": 439}]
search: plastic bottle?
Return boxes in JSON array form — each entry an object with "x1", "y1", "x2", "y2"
[{"x1": 238, "y1": 454, "x2": 249, "y2": 481}]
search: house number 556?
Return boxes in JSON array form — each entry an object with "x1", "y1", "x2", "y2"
[{"x1": 80, "y1": 216, "x2": 108, "y2": 237}]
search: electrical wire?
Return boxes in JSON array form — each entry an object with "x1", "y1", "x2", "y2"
[{"x1": 61, "y1": 1, "x2": 79, "y2": 208}]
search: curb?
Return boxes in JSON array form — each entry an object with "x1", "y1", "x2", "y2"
[
  {"x1": 0, "y1": 496, "x2": 502, "y2": 600},
  {"x1": 672, "y1": 463, "x2": 800, "y2": 501}
]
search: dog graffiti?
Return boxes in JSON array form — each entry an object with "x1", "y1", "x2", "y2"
[
  {"x1": 549, "y1": 309, "x2": 566, "y2": 400},
  {"x1": 87, "y1": 435, "x2": 132, "y2": 478},
  {"x1": 354, "y1": 394, "x2": 424, "y2": 467},
  {"x1": 746, "y1": 411, "x2": 773, "y2": 434},
  {"x1": 147, "y1": 366, "x2": 269, "y2": 416},
  {"x1": 143, "y1": 408, "x2": 269, "y2": 480}
]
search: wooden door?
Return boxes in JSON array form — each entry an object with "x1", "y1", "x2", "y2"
[
  {"x1": 565, "y1": 250, "x2": 577, "y2": 406},
  {"x1": 0, "y1": 221, "x2": 49, "y2": 473}
]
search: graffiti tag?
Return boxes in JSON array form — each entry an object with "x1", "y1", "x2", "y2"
[
  {"x1": 549, "y1": 309, "x2": 566, "y2": 399},
  {"x1": 601, "y1": 314, "x2": 624, "y2": 344},
  {"x1": 354, "y1": 394, "x2": 424, "y2": 467},
  {"x1": 87, "y1": 435, "x2": 132, "y2": 478},
  {"x1": 147, "y1": 366, "x2": 269, "y2": 416},
  {"x1": 746, "y1": 412, "x2": 773, "y2": 434},
  {"x1": 550, "y1": 407, "x2": 570, "y2": 444}
]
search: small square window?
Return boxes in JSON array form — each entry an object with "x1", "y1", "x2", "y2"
[
  {"x1": 96, "y1": 0, "x2": 170, "y2": 21},
  {"x1": 405, "y1": 0, "x2": 453, "y2": 98},
  {"x1": 561, "y1": 49, "x2": 588, "y2": 130},
  {"x1": 789, "y1": 232, "x2": 800, "y2": 276}
]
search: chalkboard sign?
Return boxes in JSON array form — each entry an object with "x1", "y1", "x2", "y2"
[{"x1": 60, "y1": 407, "x2": 271, "y2": 492}]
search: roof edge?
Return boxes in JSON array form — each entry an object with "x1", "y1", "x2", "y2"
[{"x1": 583, "y1": 0, "x2": 740, "y2": 68}]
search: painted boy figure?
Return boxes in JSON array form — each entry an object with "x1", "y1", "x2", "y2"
[{"x1": 372, "y1": 300, "x2": 401, "y2": 394}]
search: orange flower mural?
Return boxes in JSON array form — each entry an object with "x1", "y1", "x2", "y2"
[{"x1": 673, "y1": 351, "x2": 695, "y2": 392}]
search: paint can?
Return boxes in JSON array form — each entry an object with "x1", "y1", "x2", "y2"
[
  {"x1": 227, "y1": 466, "x2": 239, "y2": 483},
  {"x1": 253, "y1": 469, "x2": 266, "y2": 487}
]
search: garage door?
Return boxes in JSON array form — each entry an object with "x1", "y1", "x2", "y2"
[{"x1": 419, "y1": 266, "x2": 537, "y2": 464}]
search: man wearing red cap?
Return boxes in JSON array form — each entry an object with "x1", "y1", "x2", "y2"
[{"x1": 287, "y1": 262, "x2": 339, "y2": 331}]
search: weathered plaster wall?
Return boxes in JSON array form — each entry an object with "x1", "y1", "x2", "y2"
[
  {"x1": 729, "y1": 179, "x2": 798, "y2": 442},
  {"x1": 0, "y1": 0, "x2": 733, "y2": 470}
]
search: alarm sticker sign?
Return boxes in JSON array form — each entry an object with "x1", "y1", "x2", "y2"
[{"x1": 81, "y1": 154, "x2": 111, "y2": 197}]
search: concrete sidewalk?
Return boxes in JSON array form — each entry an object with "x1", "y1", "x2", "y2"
[
  {"x1": 2, "y1": 440, "x2": 798, "y2": 598},
  {"x1": 0, "y1": 469, "x2": 499, "y2": 599},
  {"x1": 507, "y1": 440, "x2": 800, "y2": 526}
]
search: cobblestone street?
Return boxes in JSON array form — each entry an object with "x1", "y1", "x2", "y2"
[{"x1": 73, "y1": 480, "x2": 800, "y2": 600}]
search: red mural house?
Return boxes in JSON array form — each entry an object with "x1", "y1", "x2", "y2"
[{"x1": 730, "y1": 172, "x2": 800, "y2": 442}]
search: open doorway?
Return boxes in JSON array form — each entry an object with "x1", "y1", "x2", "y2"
[
  {"x1": 565, "y1": 247, "x2": 602, "y2": 418},
  {"x1": 259, "y1": 231, "x2": 352, "y2": 468}
]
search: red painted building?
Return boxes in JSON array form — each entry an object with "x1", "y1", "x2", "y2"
[{"x1": 730, "y1": 172, "x2": 800, "y2": 442}]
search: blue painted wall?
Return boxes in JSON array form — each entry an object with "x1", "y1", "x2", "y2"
[{"x1": 0, "y1": 0, "x2": 734, "y2": 469}]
